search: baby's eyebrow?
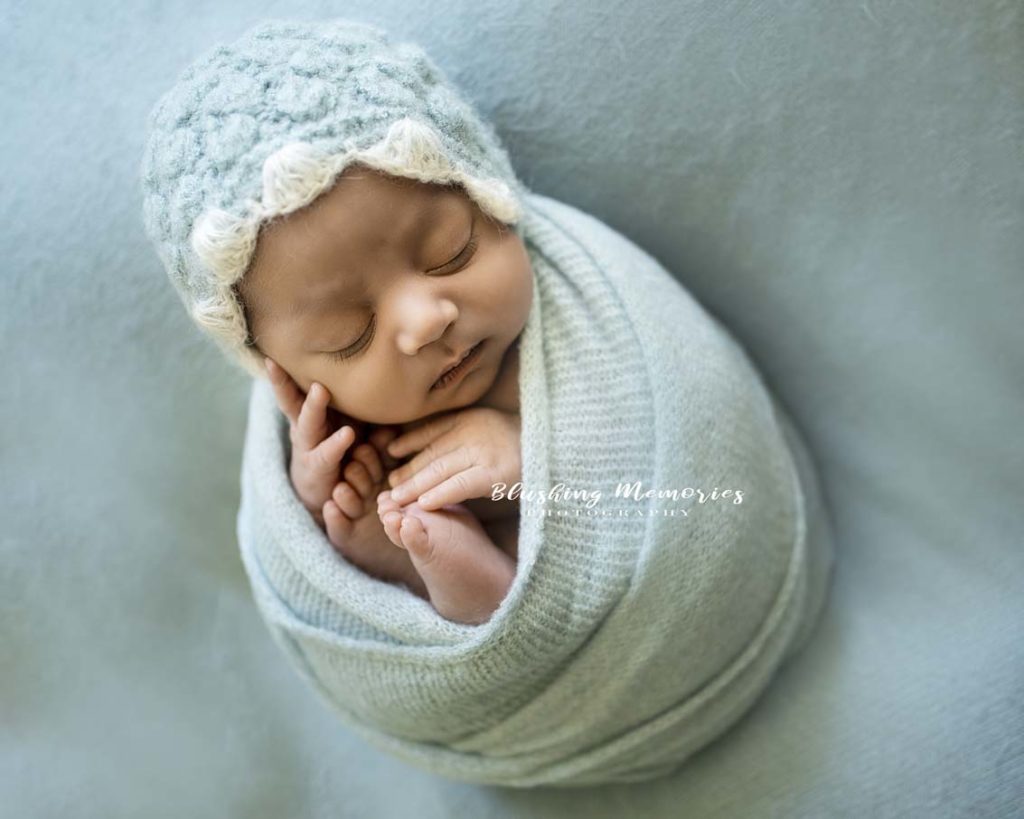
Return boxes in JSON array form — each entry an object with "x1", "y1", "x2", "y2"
[{"x1": 411, "y1": 190, "x2": 462, "y2": 246}]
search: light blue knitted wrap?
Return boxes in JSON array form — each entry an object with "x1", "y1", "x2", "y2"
[{"x1": 237, "y1": 191, "x2": 835, "y2": 786}]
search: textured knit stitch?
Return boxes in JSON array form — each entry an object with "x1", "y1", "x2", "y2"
[{"x1": 236, "y1": 192, "x2": 835, "y2": 787}]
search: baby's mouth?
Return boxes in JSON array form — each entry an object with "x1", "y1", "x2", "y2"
[{"x1": 430, "y1": 340, "x2": 484, "y2": 391}]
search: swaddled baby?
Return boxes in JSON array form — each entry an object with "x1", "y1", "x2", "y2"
[{"x1": 141, "y1": 18, "x2": 834, "y2": 785}]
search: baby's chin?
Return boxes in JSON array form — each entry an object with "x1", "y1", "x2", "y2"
[
  {"x1": 332, "y1": 371, "x2": 487, "y2": 428},
  {"x1": 357, "y1": 396, "x2": 478, "y2": 428}
]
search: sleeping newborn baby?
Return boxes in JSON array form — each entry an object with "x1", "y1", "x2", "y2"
[
  {"x1": 237, "y1": 164, "x2": 531, "y2": 624},
  {"x1": 141, "y1": 18, "x2": 834, "y2": 786}
]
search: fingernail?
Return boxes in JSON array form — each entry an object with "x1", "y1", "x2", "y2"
[{"x1": 387, "y1": 442, "x2": 399, "y2": 455}]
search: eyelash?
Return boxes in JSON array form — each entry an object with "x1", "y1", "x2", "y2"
[{"x1": 326, "y1": 232, "x2": 479, "y2": 362}]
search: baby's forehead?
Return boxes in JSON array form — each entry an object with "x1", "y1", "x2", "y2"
[
  {"x1": 270, "y1": 169, "x2": 471, "y2": 239},
  {"x1": 245, "y1": 171, "x2": 476, "y2": 293}
]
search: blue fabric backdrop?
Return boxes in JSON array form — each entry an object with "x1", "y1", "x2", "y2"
[{"x1": 2, "y1": 1, "x2": 1021, "y2": 815}]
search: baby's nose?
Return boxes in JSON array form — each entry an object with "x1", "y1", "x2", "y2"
[{"x1": 394, "y1": 298, "x2": 459, "y2": 356}]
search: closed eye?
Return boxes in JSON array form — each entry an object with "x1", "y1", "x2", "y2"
[
  {"x1": 325, "y1": 224, "x2": 478, "y2": 362},
  {"x1": 430, "y1": 230, "x2": 478, "y2": 274},
  {"x1": 326, "y1": 314, "x2": 375, "y2": 361}
]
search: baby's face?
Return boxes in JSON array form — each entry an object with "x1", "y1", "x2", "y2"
[{"x1": 236, "y1": 164, "x2": 533, "y2": 425}]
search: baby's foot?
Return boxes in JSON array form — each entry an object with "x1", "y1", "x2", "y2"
[{"x1": 377, "y1": 493, "x2": 516, "y2": 625}]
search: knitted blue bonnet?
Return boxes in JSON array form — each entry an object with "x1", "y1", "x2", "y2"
[{"x1": 140, "y1": 18, "x2": 529, "y2": 379}]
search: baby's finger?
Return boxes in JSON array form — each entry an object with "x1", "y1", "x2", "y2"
[
  {"x1": 368, "y1": 426, "x2": 402, "y2": 470},
  {"x1": 332, "y1": 482, "x2": 364, "y2": 519},
  {"x1": 264, "y1": 358, "x2": 305, "y2": 426},
  {"x1": 387, "y1": 414, "x2": 458, "y2": 459},
  {"x1": 352, "y1": 442, "x2": 384, "y2": 484},
  {"x1": 416, "y1": 465, "x2": 491, "y2": 510},
  {"x1": 387, "y1": 433, "x2": 459, "y2": 489},
  {"x1": 294, "y1": 382, "x2": 330, "y2": 450},
  {"x1": 390, "y1": 447, "x2": 475, "y2": 506},
  {"x1": 342, "y1": 459, "x2": 373, "y2": 499},
  {"x1": 323, "y1": 500, "x2": 353, "y2": 553},
  {"x1": 310, "y1": 424, "x2": 356, "y2": 474}
]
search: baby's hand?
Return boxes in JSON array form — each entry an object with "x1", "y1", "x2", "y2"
[
  {"x1": 263, "y1": 358, "x2": 365, "y2": 525},
  {"x1": 386, "y1": 408, "x2": 521, "y2": 511},
  {"x1": 324, "y1": 428, "x2": 429, "y2": 595},
  {"x1": 264, "y1": 358, "x2": 424, "y2": 591}
]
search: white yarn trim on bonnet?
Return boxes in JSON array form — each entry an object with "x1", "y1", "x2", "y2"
[{"x1": 188, "y1": 117, "x2": 523, "y2": 380}]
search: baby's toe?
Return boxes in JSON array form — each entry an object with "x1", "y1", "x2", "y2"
[
  {"x1": 369, "y1": 426, "x2": 402, "y2": 469},
  {"x1": 399, "y1": 515, "x2": 432, "y2": 560},
  {"x1": 379, "y1": 507, "x2": 404, "y2": 548},
  {"x1": 332, "y1": 482, "x2": 364, "y2": 518}
]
